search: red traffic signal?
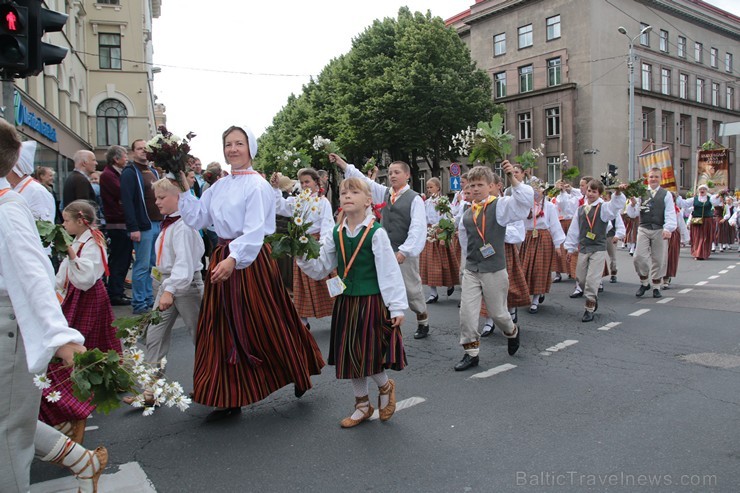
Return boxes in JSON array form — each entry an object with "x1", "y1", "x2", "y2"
[{"x1": 0, "y1": 1, "x2": 29, "y2": 73}]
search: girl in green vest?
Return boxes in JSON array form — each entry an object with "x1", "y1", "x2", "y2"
[{"x1": 298, "y1": 177, "x2": 408, "y2": 428}]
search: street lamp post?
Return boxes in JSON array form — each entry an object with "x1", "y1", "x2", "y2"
[{"x1": 618, "y1": 25, "x2": 651, "y2": 182}]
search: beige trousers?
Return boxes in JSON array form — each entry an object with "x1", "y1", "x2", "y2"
[
  {"x1": 576, "y1": 251, "x2": 607, "y2": 311},
  {"x1": 459, "y1": 269, "x2": 516, "y2": 356},
  {"x1": 633, "y1": 227, "x2": 668, "y2": 286},
  {"x1": 606, "y1": 239, "x2": 618, "y2": 275},
  {"x1": 145, "y1": 272, "x2": 204, "y2": 365},
  {"x1": 400, "y1": 256, "x2": 428, "y2": 324}
]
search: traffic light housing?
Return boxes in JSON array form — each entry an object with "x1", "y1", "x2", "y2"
[
  {"x1": 0, "y1": 1, "x2": 29, "y2": 75},
  {"x1": 25, "y1": 0, "x2": 68, "y2": 76}
]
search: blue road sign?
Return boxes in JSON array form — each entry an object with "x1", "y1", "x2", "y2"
[{"x1": 450, "y1": 176, "x2": 461, "y2": 191}]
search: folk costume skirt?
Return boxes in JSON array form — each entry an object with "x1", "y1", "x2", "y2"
[
  {"x1": 192, "y1": 241, "x2": 325, "y2": 408},
  {"x1": 329, "y1": 294, "x2": 406, "y2": 379},
  {"x1": 690, "y1": 220, "x2": 714, "y2": 260},
  {"x1": 624, "y1": 214, "x2": 639, "y2": 244},
  {"x1": 39, "y1": 279, "x2": 121, "y2": 426},
  {"x1": 520, "y1": 229, "x2": 556, "y2": 295},
  {"x1": 292, "y1": 234, "x2": 334, "y2": 319},
  {"x1": 553, "y1": 219, "x2": 571, "y2": 274},
  {"x1": 420, "y1": 235, "x2": 461, "y2": 287},
  {"x1": 665, "y1": 229, "x2": 681, "y2": 278},
  {"x1": 506, "y1": 243, "x2": 530, "y2": 308},
  {"x1": 717, "y1": 221, "x2": 735, "y2": 245}
]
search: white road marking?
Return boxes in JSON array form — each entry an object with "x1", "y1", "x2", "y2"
[
  {"x1": 597, "y1": 322, "x2": 622, "y2": 332},
  {"x1": 728, "y1": 265, "x2": 736, "y2": 269},
  {"x1": 369, "y1": 396, "x2": 426, "y2": 420},
  {"x1": 708, "y1": 275, "x2": 719, "y2": 280},
  {"x1": 84, "y1": 425, "x2": 99, "y2": 432},
  {"x1": 469, "y1": 363, "x2": 517, "y2": 379},
  {"x1": 696, "y1": 281, "x2": 708, "y2": 286},
  {"x1": 629, "y1": 309, "x2": 650, "y2": 317},
  {"x1": 656, "y1": 297, "x2": 674, "y2": 304},
  {"x1": 32, "y1": 461, "x2": 156, "y2": 493},
  {"x1": 719, "y1": 270, "x2": 729, "y2": 274},
  {"x1": 678, "y1": 288, "x2": 693, "y2": 294},
  {"x1": 544, "y1": 340, "x2": 579, "y2": 353}
]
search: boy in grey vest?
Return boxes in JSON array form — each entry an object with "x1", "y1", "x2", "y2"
[
  {"x1": 330, "y1": 154, "x2": 431, "y2": 339},
  {"x1": 564, "y1": 180, "x2": 627, "y2": 322},
  {"x1": 455, "y1": 163, "x2": 533, "y2": 371}
]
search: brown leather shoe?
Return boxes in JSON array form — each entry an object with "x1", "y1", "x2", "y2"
[
  {"x1": 378, "y1": 379, "x2": 397, "y2": 422},
  {"x1": 340, "y1": 396, "x2": 374, "y2": 428}
]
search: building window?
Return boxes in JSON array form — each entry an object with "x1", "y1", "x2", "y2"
[
  {"x1": 519, "y1": 65, "x2": 533, "y2": 93},
  {"x1": 712, "y1": 83, "x2": 719, "y2": 106},
  {"x1": 713, "y1": 121, "x2": 722, "y2": 141},
  {"x1": 679, "y1": 159, "x2": 687, "y2": 187},
  {"x1": 679, "y1": 73, "x2": 688, "y2": 99},
  {"x1": 547, "y1": 156, "x2": 561, "y2": 183},
  {"x1": 641, "y1": 63, "x2": 652, "y2": 91},
  {"x1": 659, "y1": 30, "x2": 669, "y2": 52},
  {"x1": 677, "y1": 36, "x2": 686, "y2": 58},
  {"x1": 97, "y1": 0, "x2": 120, "y2": 4},
  {"x1": 696, "y1": 78, "x2": 704, "y2": 103},
  {"x1": 728, "y1": 87, "x2": 735, "y2": 110},
  {"x1": 696, "y1": 118, "x2": 707, "y2": 144},
  {"x1": 661, "y1": 113, "x2": 671, "y2": 143},
  {"x1": 710, "y1": 47, "x2": 718, "y2": 68},
  {"x1": 494, "y1": 72, "x2": 507, "y2": 99},
  {"x1": 546, "y1": 15, "x2": 560, "y2": 41},
  {"x1": 96, "y1": 99, "x2": 128, "y2": 146},
  {"x1": 678, "y1": 117, "x2": 687, "y2": 145},
  {"x1": 546, "y1": 107, "x2": 560, "y2": 137},
  {"x1": 640, "y1": 23, "x2": 650, "y2": 46},
  {"x1": 99, "y1": 33, "x2": 121, "y2": 70},
  {"x1": 518, "y1": 24, "x2": 533, "y2": 49},
  {"x1": 726, "y1": 53, "x2": 734, "y2": 73},
  {"x1": 547, "y1": 57, "x2": 561, "y2": 87},
  {"x1": 660, "y1": 68, "x2": 670, "y2": 95},
  {"x1": 493, "y1": 33, "x2": 506, "y2": 57},
  {"x1": 518, "y1": 112, "x2": 532, "y2": 141},
  {"x1": 694, "y1": 42, "x2": 703, "y2": 63},
  {"x1": 642, "y1": 111, "x2": 649, "y2": 140}
]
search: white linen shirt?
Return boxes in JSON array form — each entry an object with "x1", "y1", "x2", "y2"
[
  {"x1": 555, "y1": 189, "x2": 583, "y2": 219},
  {"x1": 297, "y1": 215, "x2": 408, "y2": 318},
  {"x1": 154, "y1": 214, "x2": 204, "y2": 295},
  {"x1": 424, "y1": 195, "x2": 442, "y2": 225},
  {"x1": 343, "y1": 164, "x2": 426, "y2": 258},
  {"x1": 0, "y1": 190, "x2": 83, "y2": 373},
  {"x1": 55, "y1": 229, "x2": 107, "y2": 292},
  {"x1": 15, "y1": 176, "x2": 56, "y2": 222},
  {"x1": 274, "y1": 189, "x2": 334, "y2": 244},
  {"x1": 624, "y1": 187, "x2": 678, "y2": 233},
  {"x1": 523, "y1": 200, "x2": 566, "y2": 247},
  {"x1": 178, "y1": 169, "x2": 275, "y2": 269},
  {"x1": 564, "y1": 193, "x2": 627, "y2": 253}
]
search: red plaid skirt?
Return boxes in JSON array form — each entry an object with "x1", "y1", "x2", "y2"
[
  {"x1": 665, "y1": 229, "x2": 681, "y2": 278},
  {"x1": 624, "y1": 215, "x2": 639, "y2": 244},
  {"x1": 520, "y1": 229, "x2": 556, "y2": 295},
  {"x1": 552, "y1": 219, "x2": 571, "y2": 273},
  {"x1": 506, "y1": 243, "x2": 530, "y2": 308},
  {"x1": 292, "y1": 261, "x2": 334, "y2": 319},
  {"x1": 39, "y1": 279, "x2": 122, "y2": 426},
  {"x1": 420, "y1": 235, "x2": 460, "y2": 287},
  {"x1": 690, "y1": 219, "x2": 713, "y2": 260}
]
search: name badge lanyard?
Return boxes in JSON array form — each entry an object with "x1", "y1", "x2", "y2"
[
  {"x1": 584, "y1": 203, "x2": 601, "y2": 240},
  {"x1": 532, "y1": 198, "x2": 543, "y2": 238},
  {"x1": 474, "y1": 201, "x2": 490, "y2": 243},
  {"x1": 338, "y1": 219, "x2": 376, "y2": 281}
]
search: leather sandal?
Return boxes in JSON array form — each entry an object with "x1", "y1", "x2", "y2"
[
  {"x1": 122, "y1": 390, "x2": 155, "y2": 407},
  {"x1": 377, "y1": 379, "x2": 397, "y2": 422},
  {"x1": 73, "y1": 446, "x2": 108, "y2": 493},
  {"x1": 340, "y1": 396, "x2": 374, "y2": 428}
]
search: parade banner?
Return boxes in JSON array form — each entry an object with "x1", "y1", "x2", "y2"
[
  {"x1": 695, "y1": 149, "x2": 729, "y2": 194},
  {"x1": 638, "y1": 147, "x2": 677, "y2": 192}
]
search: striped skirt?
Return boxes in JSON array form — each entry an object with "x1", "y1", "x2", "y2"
[
  {"x1": 690, "y1": 219, "x2": 714, "y2": 260},
  {"x1": 329, "y1": 294, "x2": 406, "y2": 379},
  {"x1": 717, "y1": 221, "x2": 736, "y2": 245},
  {"x1": 39, "y1": 280, "x2": 122, "y2": 426},
  {"x1": 665, "y1": 229, "x2": 681, "y2": 278},
  {"x1": 624, "y1": 215, "x2": 639, "y2": 244},
  {"x1": 552, "y1": 219, "x2": 571, "y2": 273},
  {"x1": 192, "y1": 242, "x2": 325, "y2": 408},
  {"x1": 520, "y1": 229, "x2": 556, "y2": 295},
  {"x1": 420, "y1": 233, "x2": 461, "y2": 287},
  {"x1": 292, "y1": 262, "x2": 334, "y2": 319}
]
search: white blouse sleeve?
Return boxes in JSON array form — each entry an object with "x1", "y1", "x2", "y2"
[
  {"x1": 229, "y1": 184, "x2": 273, "y2": 269},
  {"x1": 319, "y1": 197, "x2": 335, "y2": 244},
  {"x1": 67, "y1": 239, "x2": 105, "y2": 291},
  {"x1": 162, "y1": 225, "x2": 204, "y2": 295},
  {"x1": 179, "y1": 188, "x2": 213, "y2": 230},
  {"x1": 344, "y1": 164, "x2": 388, "y2": 205},
  {"x1": 373, "y1": 228, "x2": 408, "y2": 318},
  {"x1": 496, "y1": 183, "x2": 535, "y2": 225},
  {"x1": 274, "y1": 190, "x2": 295, "y2": 217},
  {"x1": 545, "y1": 202, "x2": 566, "y2": 247},
  {"x1": 398, "y1": 196, "x2": 428, "y2": 258},
  {"x1": 296, "y1": 226, "x2": 338, "y2": 280}
]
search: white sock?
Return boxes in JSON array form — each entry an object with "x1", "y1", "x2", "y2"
[
  {"x1": 301, "y1": 317, "x2": 308, "y2": 325},
  {"x1": 531, "y1": 294, "x2": 540, "y2": 306},
  {"x1": 429, "y1": 286, "x2": 438, "y2": 296},
  {"x1": 484, "y1": 317, "x2": 494, "y2": 328},
  {"x1": 349, "y1": 378, "x2": 370, "y2": 420},
  {"x1": 370, "y1": 372, "x2": 390, "y2": 408}
]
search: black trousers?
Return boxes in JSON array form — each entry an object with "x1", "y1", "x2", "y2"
[{"x1": 106, "y1": 229, "x2": 133, "y2": 298}]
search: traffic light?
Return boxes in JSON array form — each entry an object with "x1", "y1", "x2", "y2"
[
  {"x1": 0, "y1": 1, "x2": 29, "y2": 74},
  {"x1": 9, "y1": 0, "x2": 68, "y2": 77}
]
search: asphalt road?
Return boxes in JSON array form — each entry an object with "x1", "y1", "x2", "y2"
[{"x1": 31, "y1": 246, "x2": 740, "y2": 492}]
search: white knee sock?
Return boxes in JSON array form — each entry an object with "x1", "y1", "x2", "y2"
[
  {"x1": 350, "y1": 378, "x2": 370, "y2": 419},
  {"x1": 429, "y1": 286, "x2": 438, "y2": 296},
  {"x1": 531, "y1": 294, "x2": 540, "y2": 306},
  {"x1": 370, "y1": 372, "x2": 390, "y2": 409}
]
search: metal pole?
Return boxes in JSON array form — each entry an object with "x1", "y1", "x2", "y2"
[
  {"x1": 2, "y1": 76, "x2": 15, "y2": 125},
  {"x1": 627, "y1": 42, "x2": 635, "y2": 182}
]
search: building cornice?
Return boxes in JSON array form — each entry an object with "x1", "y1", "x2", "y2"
[
  {"x1": 494, "y1": 82, "x2": 577, "y2": 104},
  {"x1": 635, "y1": 88, "x2": 740, "y2": 117},
  {"x1": 639, "y1": 0, "x2": 740, "y2": 40}
]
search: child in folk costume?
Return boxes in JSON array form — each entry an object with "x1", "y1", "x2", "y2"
[
  {"x1": 556, "y1": 176, "x2": 594, "y2": 297},
  {"x1": 663, "y1": 193, "x2": 690, "y2": 289},
  {"x1": 519, "y1": 178, "x2": 566, "y2": 314},
  {"x1": 421, "y1": 177, "x2": 459, "y2": 303},
  {"x1": 271, "y1": 168, "x2": 335, "y2": 329},
  {"x1": 177, "y1": 125, "x2": 324, "y2": 422},
  {"x1": 718, "y1": 195, "x2": 736, "y2": 251},
  {"x1": 688, "y1": 184, "x2": 721, "y2": 260},
  {"x1": 40, "y1": 201, "x2": 122, "y2": 441},
  {"x1": 564, "y1": 180, "x2": 627, "y2": 322},
  {"x1": 602, "y1": 191, "x2": 626, "y2": 285},
  {"x1": 552, "y1": 179, "x2": 580, "y2": 283},
  {"x1": 298, "y1": 177, "x2": 407, "y2": 428},
  {"x1": 455, "y1": 163, "x2": 531, "y2": 371}
]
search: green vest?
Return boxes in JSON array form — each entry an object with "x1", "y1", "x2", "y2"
[{"x1": 333, "y1": 221, "x2": 381, "y2": 296}]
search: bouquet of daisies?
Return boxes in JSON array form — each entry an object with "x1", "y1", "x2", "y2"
[
  {"x1": 145, "y1": 126, "x2": 196, "y2": 179},
  {"x1": 265, "y1": 188, "x2": 322, "y2": 260},
  {"x1": 426, "y1": 196, "x2": 456, "y2": 247}
]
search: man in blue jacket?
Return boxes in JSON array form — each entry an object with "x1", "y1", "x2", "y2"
[{"x1": 120, "y1": 139, "x2": 162, "y2": 314}]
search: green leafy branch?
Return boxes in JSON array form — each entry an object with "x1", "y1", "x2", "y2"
[{"x1": 36, "y1": 220, "x2": 73, "y2": 257}]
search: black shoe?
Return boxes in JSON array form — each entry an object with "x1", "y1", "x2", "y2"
[
  {"x1": 480, "y1": 324, "x2": 494, "y2": 337},
  {"x1": 205, "y1": 407, "x2": 241, "y2": 423},
  {"x1": 305, "y1": 323, "x2": 311, "y2": 331},
  {"x1": 598, "y1": 284, "x2": 604, "y2": 293},
  {"x1": 582, "y1": 310, "x2": 594, "y2": 322},
  {"x1": 636, "y1": 284, "x2": 649, "y2": 297},
  {"x1": 653, "y1": 288, "x2": 662, "y2": 299},
  {"x1": 454, "y1": 354, "x2": 479, "y2": 371},
  {"x1": 511, "y1": 308, "x2": 518, "y2": 324},
  {"x1": 528, "y1": 304, "x2": 538, "y2": 314},
  {"x1": 553, "y1": 275, "x2": 562, "y2": 283},
  {"x1": 538, "y1": 295, "x2": 545, "y2": 304},
  {"x1": 570, "y1": 290, "x2": 583, "y2": 299},
  {"x1": 507, "y1": 328, "x2": 520, "y2": 356},
  {"x1": 110, "y1": 296, "x2": 132, "y2": 306},
  {"x1": 295, "y1": 385, "x2": 306, "y2": 398},
  {"x1": 610, "y1": 275, "x2": 617, "y2": 283},
  {"x1": 414, "y1": 324, "x2": 429, "y2": 339},
  {"x1": 447, "y1": 286, "x2": 455, "y2": 296},
  {"x1": 426, "y1": 294, "x2": 439, "y2": 304},
  {"x1": 594, "y1": 299, "x2": 598, "y2": 313}
]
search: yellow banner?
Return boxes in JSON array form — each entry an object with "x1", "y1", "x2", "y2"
[{"x1": 638, "y1": 148, "x2": 677, "y2": 192}]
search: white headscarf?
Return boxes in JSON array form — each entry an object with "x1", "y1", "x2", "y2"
[
  {"x1": 228, "y1": 125, "x2": 258, "y2": 160},
  {"x1": 13, "y1": 140, "x2": 37, "y2": 177}
]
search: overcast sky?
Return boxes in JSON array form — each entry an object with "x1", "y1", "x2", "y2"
[{"x1": 151, "y1": 0, "x2": 738, "y2": 167}]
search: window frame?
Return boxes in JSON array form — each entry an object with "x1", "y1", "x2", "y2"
[
  {"x1": 710, "y1": 47, "x2": 718, "y2": 68},
  {"x1": 696, "y1": 78, "x2": 704, "y2": 103},
  {"x1": 726, "y1": 53, "x2": 733, "y2": 73},
  {"x1": 493, "y1": 32, "x2": 506, "y2": 57},
  {"x1": 519, "y1": 64, "x2": 534, "y2": 93},
  {"x1": 98, "y1": 32, "x2": 122, "y2": 70},
  {"x1": 547, "y1": 156, "x2": 561, "y2": 183},
  {"x1": 711, "y1": 82, "x2": 719, "y2": 106},
  {"x1": 640, "y1": 23, "x2": 650, "y2": 46},
  {"x1": 660, "y1": 68, "x2": 670, "y2": 95},
  {"x1": 546, "y1": 15, "x2": 561, "y2": 41},
  {"x1": 545, "y1": 107, "x2": 561, "y2": 137},
  {"x1": 677, "y1": 36, "x2": 686, "y2": 58},
  {"x1": 547, "y1": 57, "x2": 561, "y2": 87},
  {"x1": 494, "y1": 71, "x2": 507, "y2": 99},
  {"x1": 518, "y1": 112, "x2": 532, "y2": 141},
  {"x1": 659, "y1": 30, "x2": 669, "y2": 53},
  {"x1": 518, "y1": 24, "x2": 533, "y2": 49},
  {"x1": 728, "y1": 87, "x2": 735, "y2": 110},
  {"x1": 95, "y1": 99, "x2": 128, "y2": 146},
  {"x1": 694, "y1": 42, "x2": 703, "y2": 64},
  {"x1": 679, "y1": 73, "x2": 688, "y2": 99},
  {"x1": 641, "y1": 63, "x2": 652, "y2": 91}
]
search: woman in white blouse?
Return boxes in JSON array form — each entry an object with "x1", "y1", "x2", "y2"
[{"x1": 177, "y1": 125, "x2": 324, "y2": 422}]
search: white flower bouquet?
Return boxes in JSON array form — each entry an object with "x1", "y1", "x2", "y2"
[{"x1": 265, "y1": 188, "x2": 322, "y2": 260}]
